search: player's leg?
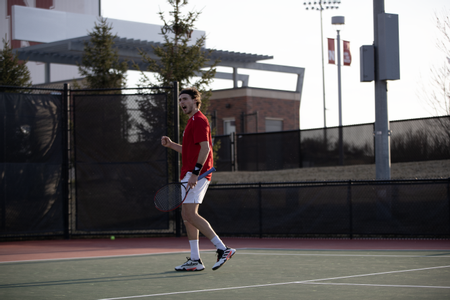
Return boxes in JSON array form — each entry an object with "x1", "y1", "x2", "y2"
[
  {"x1": 181, "y1": 174, "x2": 220, "y2": 240},
  {"x1": 182, "y1": 203, "x2": 216, "y2": 240},
  {"x1": 174, "y1": 213, "x2": 204, "y2": 271},
  {"x1": 180, "y1": 173, "x2": 236, "y2": 270},
  {"x1": 182, "y1": 204, "x2": 236, "y2": 270},
  {"x1": 184, "y1": 219, "x2": 200, "y2": 259}
]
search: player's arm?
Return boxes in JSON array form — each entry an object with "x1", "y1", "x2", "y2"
[
  {"x1": 161, "y1": 136, "x2": 182, "y2": 153},
  {"x1": 187, "y1": 141, "x2": 210, "y2": 188},
  {"x1": 196, "y1": 141, "x2": 210, "y2": 167}
]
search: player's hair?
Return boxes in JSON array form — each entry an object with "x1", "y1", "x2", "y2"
[{"x1": 179, "y1": 87, "x2": 202, "y2": 109}]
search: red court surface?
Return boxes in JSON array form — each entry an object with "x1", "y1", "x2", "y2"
[{"x1": 1, "y1": 237, "x2": 450, "y2": 263}]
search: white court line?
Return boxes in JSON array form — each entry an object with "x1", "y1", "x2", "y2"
[
  {"x1": 0, "y1": 251, "x2": 192, "y2": 264},
  {"x1": 303, "y1": 282, "x2": 450, "y2": 289},
  {"x1": 237, "y1": 252, "x2": 450, "y2": 258},
  {"x1": 2, "y1": 249, "x2": 448, "y2": 264},
  {"x1": 97, "y1": 265, "x2": 450, "y2": 300}
]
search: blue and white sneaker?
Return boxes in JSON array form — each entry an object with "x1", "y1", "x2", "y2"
[
  {"x1": 175, "y1": 257, "x2": 205, "y2": 271},
  {"x1": 212, "y1": 247, "x2": 236, "y2": 270}
]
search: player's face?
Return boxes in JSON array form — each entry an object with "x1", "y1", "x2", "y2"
[{"x1": 179, "y1": 94, "x2": 197, "y2": 116}]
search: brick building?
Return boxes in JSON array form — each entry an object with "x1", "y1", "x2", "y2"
[{"x1": 208, "y1": 88, "x2": 301, "y2": 135}]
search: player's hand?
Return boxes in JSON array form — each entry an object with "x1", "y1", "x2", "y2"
[
  {"x1": 161, "y1": 136, "x2": 172, "y2": 148},
  {"x1": 188, "y1": 174, "x2": 198, "y2": 189}
]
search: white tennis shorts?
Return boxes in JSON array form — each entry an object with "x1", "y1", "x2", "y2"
[{"x1": 181, "y1": 172, "x2": 210, "y2": 204}]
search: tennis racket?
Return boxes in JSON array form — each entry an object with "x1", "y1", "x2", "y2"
[{"x1": 154, "y1": 167, "x2": 216, "y2": 212}]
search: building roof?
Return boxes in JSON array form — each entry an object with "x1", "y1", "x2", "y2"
[
  {"x1": 14, "y1": 35, "x2": 304, "y2": 93},
  {"x1": 13, "y1": 35, "x2": 272, "y2": 66}
]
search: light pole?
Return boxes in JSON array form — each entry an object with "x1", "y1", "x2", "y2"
[
  {"x1": 332, "y1": 15, "x2": 345, "y2": 165},
  {"x1": 332, "y1": 16, "x2": 344, "y2": 127},
  {"x1": 304, "y1": 1, "x2": 341, "y2": 129}
]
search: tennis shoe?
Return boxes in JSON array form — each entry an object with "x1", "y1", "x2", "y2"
[
  {"x1": 212, "y1": 247, "x2": 236, "y2": 270},
  {"x1": 174, "y1": 257, "x2": 205, "y2": 271}
]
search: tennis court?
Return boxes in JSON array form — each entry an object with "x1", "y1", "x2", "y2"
[{"x1": 1, "y1": 238, "x2": 449, "y2": 300}]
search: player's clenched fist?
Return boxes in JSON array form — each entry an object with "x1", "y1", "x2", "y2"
[{"x1": 161, "y1": 136, "x2": 172, "y2": 147}]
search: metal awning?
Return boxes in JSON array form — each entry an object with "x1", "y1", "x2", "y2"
[{"x1": 14, "y1": 36, "x2": 304, "y2": 93}]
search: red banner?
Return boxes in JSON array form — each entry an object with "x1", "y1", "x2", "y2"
[
  {"x1": 328, "y1": 38, "x2": 335, "y2": 64},
  {"x1": 343, "y1": 40, "x2": 352, "y2": 66}
]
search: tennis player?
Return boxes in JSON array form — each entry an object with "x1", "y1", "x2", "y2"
[{"x1": 161, "y1": 87, "x2": 236, "y2": 271}]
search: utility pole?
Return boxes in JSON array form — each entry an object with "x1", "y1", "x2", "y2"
[
  {"x1": 361, "y1": 1, "x2": 399, "y2": 179},
  {"x1": 373, "y1": 0, "x2": 391, "y2": 180}
]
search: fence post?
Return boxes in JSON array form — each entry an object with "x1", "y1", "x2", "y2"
[
  {"x1": 347, "y1": 180, "x2": 353, "y2": 239},
  {"x1": 339, "y1": 126, "x2": 344, "y2": 165},
  {"x1": 448, "y1": 178, "x2": 450, "y2": 235},
  {"x1": 298, "y1": 129, "x2": 302, "y2": 168},
  {"x1": 232, "y1": 132, "x2": 237, "y2": 171},
  {"x1": 1, "y1": 91, "x2": 4, "y2": 231},
  {"x1": 256, "y1": 134, "x2": 260, "y2": 171},
  {"x1": 172, "y1": 82, "x2": 182, "y2": 237},
  {"x1": 173, "y1": 81, "x2": 180, "y2": 181},
  {"x1": 259, "y1": 182, "x2": 262, "y2": 238},
  {"x1": 62, "y1": 83, "x2": 70, "y2": 239}
]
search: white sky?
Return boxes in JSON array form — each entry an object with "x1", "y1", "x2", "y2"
[{"x1": 102, "y1": 0, "x2": 449, "y2": 129}]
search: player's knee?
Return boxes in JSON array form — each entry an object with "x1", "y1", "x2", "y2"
[
  {"x1": 183, "y1": 214, "x2": 193, "y2": 223},
  {"x1": 182, "y1": 210, "x2": 197, "y2": 223}
]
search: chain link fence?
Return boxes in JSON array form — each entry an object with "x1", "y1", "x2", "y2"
[
  {"x1": 1, "y1": 85, "x2": 449, "y2": 240},
  {"x1": 0, "y1": 85, "x2": 177, "y2": 240},
  {"x1": 215, "y1": 116, "x2": 450, "y2": 172},
  {"x1": 1, "y1": 86, "x2": 66, "y2": 238},
  {"x1": 71, "y1": 91, "x2": 170, "y2": 236},
  {"x1": 203, "y1": 179, "x2": 450, "y2": 238}
]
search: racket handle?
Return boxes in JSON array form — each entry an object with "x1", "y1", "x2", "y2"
[{"x1": 198, "y1": 167, "x2": 216, "y2": 180}]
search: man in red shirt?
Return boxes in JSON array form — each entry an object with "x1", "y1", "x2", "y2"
[{"x1": 161, "y1": 87, "x2": 235, "y2": 271}]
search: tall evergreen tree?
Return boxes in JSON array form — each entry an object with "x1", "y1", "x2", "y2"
[
  {"x1": 76, "y1": 17, "x2": 128, "y2": 90},
  {"x1": 0, "y1": 37, "x2": 32, "y2": 92},
  {"x1": 75, "y1": 18, "x2": 131, "y2": 160},
  {"x1": 136, "y1": 0, "x2": 219, "y2": 131}
]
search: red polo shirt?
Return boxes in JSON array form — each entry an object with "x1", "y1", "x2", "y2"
[{"x1": 180, "y1": 111, "x2": 213, "y2": 181}]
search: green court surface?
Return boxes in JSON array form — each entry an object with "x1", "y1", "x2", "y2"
[{"x1": 1, "y1": 249, "x2": 450, "y2": 300}]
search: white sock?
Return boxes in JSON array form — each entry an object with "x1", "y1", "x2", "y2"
[
  {"x1": 211, "y1": 236, "x2": 227, "y2": 250},
  {"x1": 189, "y1": 240, "x2": 200, "y2": 261}
]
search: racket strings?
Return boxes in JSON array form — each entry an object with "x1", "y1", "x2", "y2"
[{"x1": 154, "y1": 183, "x2": 185, "y2": 211}]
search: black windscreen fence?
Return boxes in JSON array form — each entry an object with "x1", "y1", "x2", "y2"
[
  {"x1": 1, "y1": 86, "x2": 449, "y2": 240},
  {"x1": 237, "y1": 130, "x2": 301, "y2": 171},
  {"x1": 203, "y1": 179, "x2": 450, "y2": 238},
  {"x1": 214, "y1": 134, "x2": 233, "y2": 172},
  {"x1": 0, "y1": 92, "x2": 64, "y2": 237},
  {"x1": 72, "y1": 92, "x2": 171, "y2": 234},
  {"x1": 390, "y1": 117, "x2": 450, "y2": 162},
  {"x1": 220, "y1": 116, "x2": 450, "y2": 172}
]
